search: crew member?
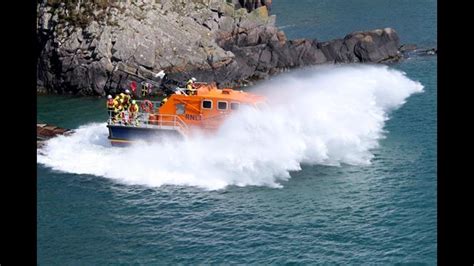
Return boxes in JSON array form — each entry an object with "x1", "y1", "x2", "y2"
[
  {"x1": 118, "y1": 92, "x2": 125, "y2": 104},
  {"x1": 115, "y1": 98, "x2": 125, "y2": 124},
  {"x1": 128, "y1": 100, "x2": 140, "y2": 126},
  {"x1": 111, "y1": 95, "x2": 121, "y2": 123},
  {"x1": 186, "y1": 77, "x2": 197, "y2": 95},
  {"x1": 106, "y1": 95, "x2": 115, "y2": 121},
  {"x1": 123, "y1": 89, "x2": 132, "y2": 109}
]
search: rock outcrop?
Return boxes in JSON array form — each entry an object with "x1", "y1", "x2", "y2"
[
  {"x1": 37, "y1": 0, "x2": 404, "y2": 96},
  {"x1": 37, "y1": 123, "x2": 73, "y2": 148}
]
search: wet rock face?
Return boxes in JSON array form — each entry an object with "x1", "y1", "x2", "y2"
[
  {"x1": 213, "y1": 12, "x2": 402, "y2": 86},
  {"x1": 232, "y1": 0, "x2": 272, "y2": 12},
  {"x1": 37, "y1": 0, "x2": 403, "y2": 95}
]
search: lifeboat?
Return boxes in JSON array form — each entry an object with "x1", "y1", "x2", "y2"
[{"x1": 106, "y1": 82, "x2": 266, "y2": 146}]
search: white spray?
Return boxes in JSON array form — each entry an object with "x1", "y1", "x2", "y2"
[{"x1": 37, "y1": 65, "x2": 423, "y2": 190}]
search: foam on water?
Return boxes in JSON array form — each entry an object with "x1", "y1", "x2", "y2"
[{"x1": 37, "y1": 65, "x2": 423, "y2": 190}]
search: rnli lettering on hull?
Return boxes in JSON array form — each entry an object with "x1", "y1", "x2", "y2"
[{"x1": 185, "y1": 114, "x2": 201, "y2": 120}]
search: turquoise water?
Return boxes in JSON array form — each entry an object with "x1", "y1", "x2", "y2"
[
  {"x1": 37, "y1": 1, "x2": 436, "y2": 264},
  {"x1": 273, "y1": 0, "x2": 437, "y2": 47}
]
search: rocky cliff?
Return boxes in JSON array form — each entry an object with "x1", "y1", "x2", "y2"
[{"x1": 37, "y1": 0, "x2": 403, "y2": 95}]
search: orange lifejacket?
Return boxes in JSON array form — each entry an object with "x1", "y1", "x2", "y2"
[
  {"x1": 123, "y1": 96, "x2": 129, "y2": 105},
  {"x1": 107, "y1": 99, "x2": 114, "y2": 109},
  {"x1": 129, "y1": 104, "x2": 139, "y2": 113}
]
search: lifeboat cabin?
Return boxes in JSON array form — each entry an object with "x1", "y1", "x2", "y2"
[{"x1": 107, "y1": 82, "x2": 266, "y2": 146}]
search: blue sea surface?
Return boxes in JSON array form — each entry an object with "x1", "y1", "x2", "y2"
[{"x1": 37, "y1": 1, "x2": 437, "y2": 264}]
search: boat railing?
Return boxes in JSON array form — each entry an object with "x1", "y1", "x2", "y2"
[{"x1": 107, "y1": 110, "x2": 188, "y2": 136}]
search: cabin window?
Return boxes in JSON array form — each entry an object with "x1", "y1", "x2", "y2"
[
  {"x1": 230, "y1": 102, "x2": 240, "y2": 110},
  {"x1": 176, "y1": 103, "x2": 185, "y2": 114},
  {"x1": 217, "y1": 101, "x2": 228, "y2": 110},
  {"x1": 202, "y1": 100, "x2": 212, "y2": 109}
]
